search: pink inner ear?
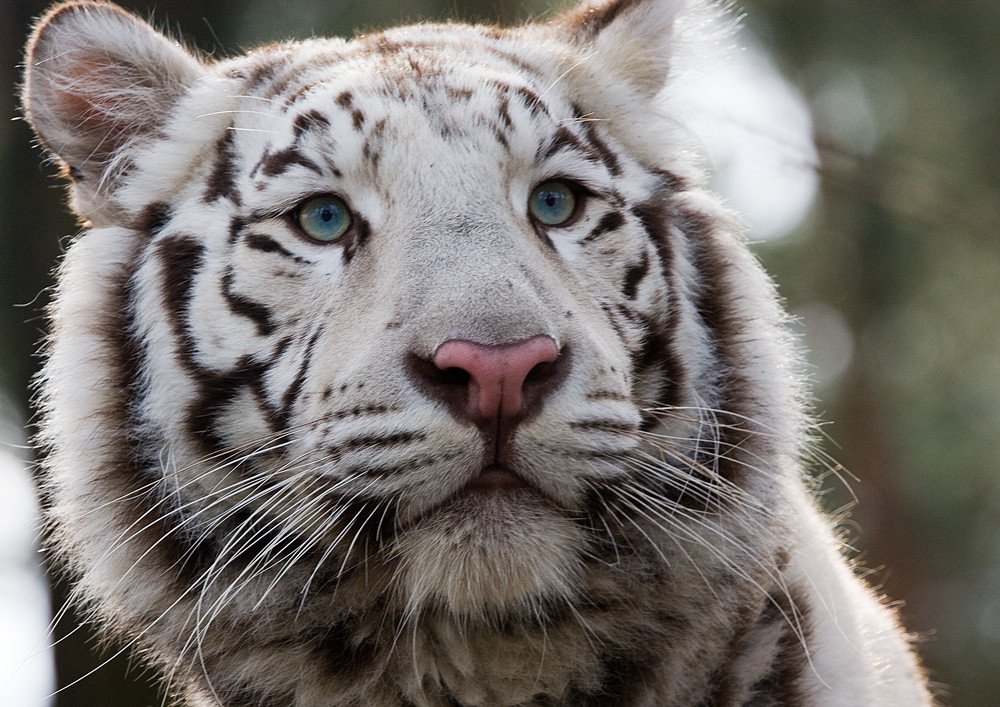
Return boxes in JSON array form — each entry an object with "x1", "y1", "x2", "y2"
[{"x1": 54, "y1": 58, "x2": 127, "y2": 139}]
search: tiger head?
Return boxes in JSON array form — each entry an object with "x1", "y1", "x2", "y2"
[{"x1": 23, "y1": 0, "x2": 808, "y2": 701}]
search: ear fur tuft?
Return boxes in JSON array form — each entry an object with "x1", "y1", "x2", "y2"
[
  {"x1": 554, "y1": 0, "x2": 685, "y2": 97},
  {"x1": 22, "y1": 1, "x2": 203, "y2": 187}
]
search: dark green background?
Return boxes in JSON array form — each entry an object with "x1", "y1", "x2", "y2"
[{"x1": 2, "y1": 0, "x2": 998, "y2": 704}]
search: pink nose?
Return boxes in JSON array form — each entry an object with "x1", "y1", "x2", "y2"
[{"x1": 432, "y1": 336, "x2": 560, "y2": 422}]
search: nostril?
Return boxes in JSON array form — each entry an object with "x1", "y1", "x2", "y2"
[
  {"x1": 437, "y1": 366, "x2": 471, "y2": 387},
  {"x1": 526, "y1": 359, "x2": 556, "y2": 382},
  {"x1": 406, "y1": 353, "x2": 469, "y2": 402}
]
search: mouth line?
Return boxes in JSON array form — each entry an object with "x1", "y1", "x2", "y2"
[
  {"x1": 460, "y1": 464, "x2": 530, "y2": 495},
  {"x1": 396, "y1": 464, "x2": 540, "y2": 532}
]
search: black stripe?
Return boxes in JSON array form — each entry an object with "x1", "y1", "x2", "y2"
[
  {"x1": 622, "y1": 249, "x2": 650, "y2": 300},
  {"x1": 104, "y1": 268, "x2": 164, "y2": 499},
  {"x1": 326, "y1": 403, "x2": 395, "y2": 421},
  {"x1": 497, "y1": 93, "x2": 513, "y2": 130},
  {"x1": 570, "y1": 419, "x2": 638, "y2": 432},
  {"x1": 491, "y1": 122, "x2": 510, "y2": 149},
  {"x1": 651, "y1": 167, "x2": 687, "y2": 193},
  {"x1": 630, "y1": 196, "x2": 685, "y2": 414},
  {"x1": 156, "y1": 235, "x2": 204, "y2": 370},
  {"x1": 366, "y1": 36, "x2": 430, "y2": 55},
  {"x1": 634, "y1": 312, "x2": 682, "y2": 417},
  {"x1": 445, "y1": 85, "x2": 474, "y2": 101},
  {"x1": 221, "y1": 268, "x2": 276, "y2": 336},
  {"x1": 276, "y1": 328, "x2": 323, "y2": 430},
  {"x1": 482, "y1": 45, "x2": 549, "y2": 82},
  {"x1": 658, "y1": 294, "x2": 686, "y2": 409},
  {"x1": 540, "y1": 125, "x2": 587, "y2": 161},
  {"x1": 361, "y1": 118, "x2": 388, "y2": 170},
  {"x1": 243, "y1": 232, "x2": 303, "y2": 262},
  {"x1": 253, "y1": 147, "x2": 323, "y2": 178},
  {"x1": 132, "y1": 201, "x2": 172, "y2": 235},
  {"x1": 229, "y1": 215, "x2": 248, "y2": 245},
  {"x1": 342, "y1": 215, "x2": 371, "y2": 265},
  {"x1": 286, "y1": 81, "x2": 321, "y2": 106},
  {"x1": 582, "y1": 210, "x2": 625, "y2": 243},
  {"x1": 632, "y1": 199, "x2": 673, "y2": 276},
  {"x1": 579, "y1": 111, "x2": 623, "y2": 176},
  {"x1": 102, "y1": 239, "x2": 212, "y2": 588},
  {"x1": 586, "y1": 390, "x2": 629, "y2": 401},
  {"x1": 326, "y1": 431, "x2": 426, "y2": 459},
  {"x1": 513, "y1": 85, "x2": 549, "y2": 118},
  {"x1": 203, "y1": 130, "x2": 242, "y2": 205},
  {"x1": 185, "y1": 355, "x2": 272, "y2": 448},
  {"x1": 682, "y1": 206, "x2": 755, "y2": 484},
  {"x1": 341, "y1": 449, "x2": 462, "y2": 479},
  {"x1": 154, "y1": 235, "x2": 278, "y2": 446},
  {"x1": 293, "y1": 109, "x2": 331, "y2": 140},
  {"x1": 257, "y1": 60, "x2": 305, "y2": 103},
  {"x1": 598, "y1": 301, "x2": 627, "y2": 342}
]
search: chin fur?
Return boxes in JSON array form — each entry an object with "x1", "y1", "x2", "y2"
[{"x1": 393, "y1": 491, "x2": 586, "y2": 620}]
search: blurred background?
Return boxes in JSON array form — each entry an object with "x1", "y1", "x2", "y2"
[{"x1": 1, "y1": 0, "x2": 997, "y2": 704}]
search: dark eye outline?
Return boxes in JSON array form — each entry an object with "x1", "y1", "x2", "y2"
[
  {"x1": 527, "y1": 179, "x2": 586, "y2": 228},
  {"x1": 291, "y1": 194, "x2": 354, "y2": 244}
]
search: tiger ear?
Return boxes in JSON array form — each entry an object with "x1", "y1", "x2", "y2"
[
  {"x1": 22, "y1": 1, "x2": 203, "y2": 187},
  {"x1": 553, "y1": 0, "x2": 684, "y2": 98},
  {"x1": 547, "y1": 0, "x2": 686, "y2": 160}
]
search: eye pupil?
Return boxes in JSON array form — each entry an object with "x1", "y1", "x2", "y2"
[
  {"x1": 297, "y1": 195, "x2": 351, "y2": 242},
  {"x1": 529, "y1": 181, "x2": 577, "y2": 226}
]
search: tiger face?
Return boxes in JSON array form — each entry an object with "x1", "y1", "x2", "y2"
[{"x1": 31, "y1": 0, "x2": 723, "y2": 614}]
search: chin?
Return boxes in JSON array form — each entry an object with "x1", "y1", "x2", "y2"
[{"x1": 392, "y1": 488, "x2": 587, "y2": 620}]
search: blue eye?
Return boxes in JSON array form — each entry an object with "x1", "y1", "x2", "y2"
[
  {"x1": 296, "y1": 195, "x2": 352, "y2": 242},
  {"x1": 528, "y1": 181, "x2": 577, "y2": 226}
]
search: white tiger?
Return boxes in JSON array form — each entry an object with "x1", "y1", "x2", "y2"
[{"x1": 22, "y1": 0, "x2": 933, "y2": 705}]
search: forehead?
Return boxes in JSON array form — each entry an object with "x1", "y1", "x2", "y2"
[
  {"x1": 292, "y1": 24, "x2": 557, "y2": 106},
  {"x1": 232, "y1": 25, "x2": 569, "y2": 162}
]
